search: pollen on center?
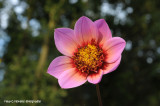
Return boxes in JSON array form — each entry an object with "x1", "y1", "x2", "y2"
[{"x1": 73, "y1": 43, "x2": 105, "y2": 74}]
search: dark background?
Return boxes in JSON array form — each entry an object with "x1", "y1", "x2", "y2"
[{"x1": 0, "y1": 0, "x2": 160, "y2": 106}]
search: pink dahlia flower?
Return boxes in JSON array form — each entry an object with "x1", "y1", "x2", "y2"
[{"x1": 47, "y1": 16, "x2": 126, "y2": 89}]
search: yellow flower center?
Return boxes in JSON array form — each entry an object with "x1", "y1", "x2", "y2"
[{"x1": 73, "y1": 43, "x2": 104, "y2": 74}]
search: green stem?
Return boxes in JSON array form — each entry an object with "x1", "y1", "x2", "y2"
[{"x1": 96, "y1": 84, "x2": 103, "y2": 106}]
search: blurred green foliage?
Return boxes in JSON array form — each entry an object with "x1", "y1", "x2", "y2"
[{"x1": 0, "y1": 0, "x2": 160, "y2": 106}]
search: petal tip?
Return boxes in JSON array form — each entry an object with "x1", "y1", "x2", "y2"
[
  {"x1": 87, "y1": 70, "x2": 103, "y2": 84},
  {"x1": 54, "y1": 28, "x2": 60, "y2": 33},
  {"x1": 81, "y1": 16, "x2": 89, "y2": 19},
  {"x1": 96, "y1": 19, "x2": 105, "y2": 23},
  {"x1": 78, "y1": 16, "x2": 91, "y2": 22}
]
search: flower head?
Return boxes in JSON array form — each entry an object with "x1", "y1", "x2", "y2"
[{"x1": 47, "y1": 16, "x2": 126, "y2": 89}]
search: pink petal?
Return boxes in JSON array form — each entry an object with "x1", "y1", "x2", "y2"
[
  {"x1": 54, "y1": 28, "x2": 78, "y2": 57},
  {"x1": 94, "y1": 19, "x2": 112, "y2": 44},
  {"x1": 87, "y1": 69, "x2": 103, "y2": 84},
  {"x1": 103, "y1": 56, "x2": 121, "y2": 74},
  {"x1": 74, "y1": 16, "x2": 99, "y2": 45},
  {"x1": 103, "y1": 37, "x2": 126, "y2": 63},
  {"x1": 47, "y1": 56, "x2": 73, "y2": 79},
  {"x1": 58, "y1": 68, "x2": 87, "y2": 89}
]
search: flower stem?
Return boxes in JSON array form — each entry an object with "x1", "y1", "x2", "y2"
[{"x1": 96, "y1": 84, "x2": 103, "y2": 106}]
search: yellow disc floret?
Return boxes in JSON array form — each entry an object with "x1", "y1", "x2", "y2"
[{"x1": 73, "y1": 43, "x2": 104, "y2": 74}]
